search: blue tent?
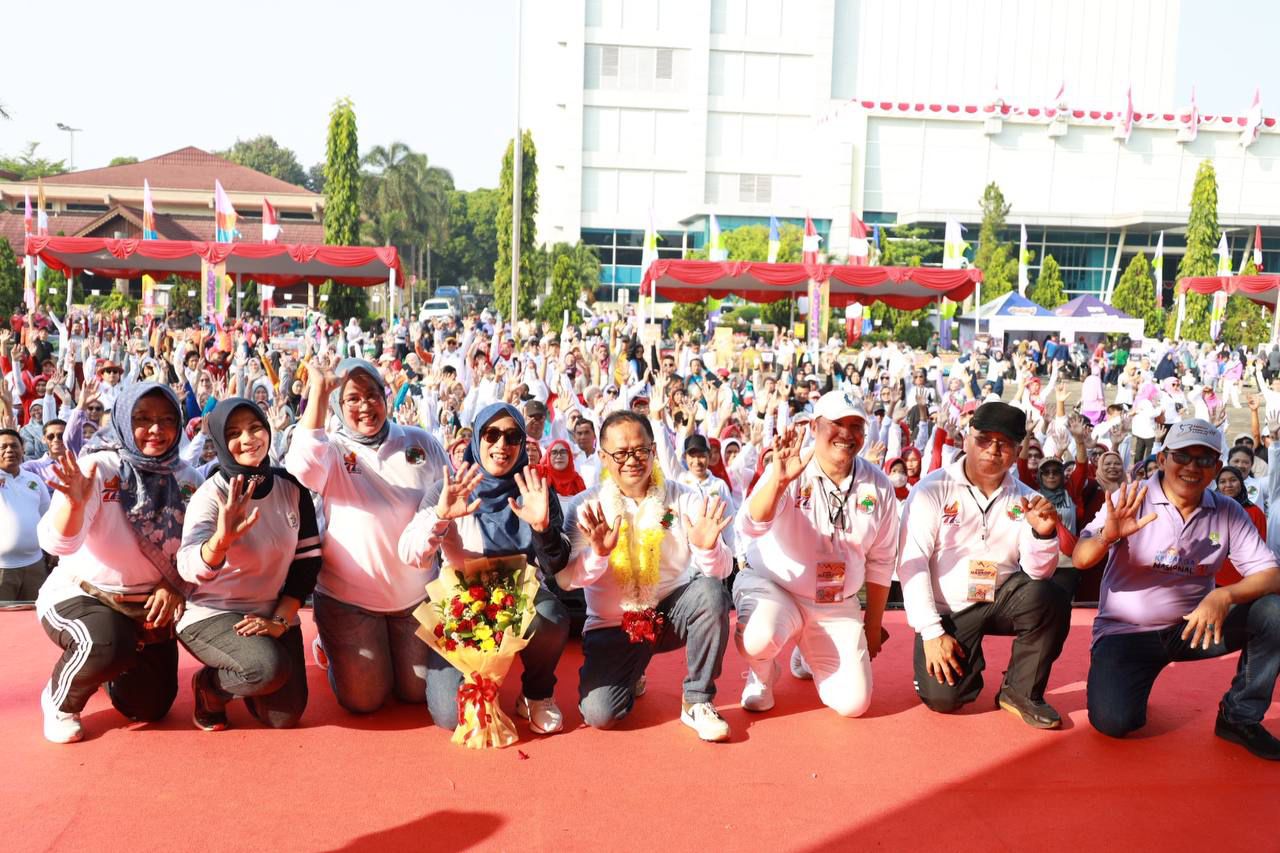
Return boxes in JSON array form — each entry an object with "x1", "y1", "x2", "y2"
[{"x1": 978, "y1": 291, "x2": 1056, "y2": 318}]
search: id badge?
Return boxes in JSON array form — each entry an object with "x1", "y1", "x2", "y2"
[
  {"x1": 966, "y1": 559, "x2": 997, "y2": 603},
  {"x1": 815, "y1": 561, "x2": 846, "y2": 604}
]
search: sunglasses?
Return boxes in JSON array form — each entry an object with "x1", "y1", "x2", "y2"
[
  {"x1": 972, "y1": 434, "x2": 1018, "y2": 454},
  {"x1": 480, "y1": 426, "x2": 523, "y2": 446},
  {"x1": 1168, "y1": 450, "x2": 1218, "y2": 469}
]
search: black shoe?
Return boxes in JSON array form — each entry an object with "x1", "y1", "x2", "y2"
[
  {"x1": 191, "y1": 670, "x2": 229, "y2": 732},
  {"x1": 997, "y1": 688, "x2": 1061, "y2": 730},
  {"x1": 1215, "y1": 709, "x2": 1280, "y2": 760}
]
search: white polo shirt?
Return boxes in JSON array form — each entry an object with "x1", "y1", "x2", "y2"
[
  {"x1": 0, "y1": 467, "x2": 50, "y2": 568},
  {"x1": 898, "y1": 458, "x2": 1059, "y2": 640}
]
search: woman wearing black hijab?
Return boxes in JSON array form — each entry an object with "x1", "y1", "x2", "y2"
[{"x1": 177, "y1": 398, "x2": 321, "y2": 730}]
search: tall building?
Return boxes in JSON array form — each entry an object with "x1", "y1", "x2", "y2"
[{"x1": 521, "y1": 0, "x2": 1280, "y2": 300}]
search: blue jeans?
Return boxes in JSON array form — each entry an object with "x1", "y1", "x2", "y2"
[
  {"x1": 425, "y1": 586, "x2": 570, "y2": 729},
  {"x1": 312, "y1": 591, "x2": 429, "y2": 714},
  {"x1": 1088, "y1": 594, "x2": 1280, "y2": 737}
]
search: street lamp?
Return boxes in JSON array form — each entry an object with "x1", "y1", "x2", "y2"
[{"x1": 56, "y1": 123, "x2": 83, "y2": 170}]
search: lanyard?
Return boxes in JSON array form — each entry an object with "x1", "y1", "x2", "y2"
[
  {"x1": 964, "y1": 484, "x2": 1002, "y2": 545},
  {"x1": 816, "y1": 459, "x2": 859, "y2": 547}
]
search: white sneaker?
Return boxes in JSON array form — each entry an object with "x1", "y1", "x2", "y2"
[
  {"x1": 634, "y1": 673, "x2": 647, "y2": 698},
  {"x1": 41, "y1": 682, "x2": 83, "y2": 744},
  {"x1": 516, "y1": 695, "x2": 564, "y2": 734},
  {"x1": 311, "y1": 637, "x2": 329, "y2": 670},
  {"x1": 790, "y1": 646, "x2": 813, "y2": 680},
  {"x1": 681, "y1": 701, "x2": 730, "y2": 742},
  {"x1": 740, "y1": 661, "x2": 779, "y2": 713}
]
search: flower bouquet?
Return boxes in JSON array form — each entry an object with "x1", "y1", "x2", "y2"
[{"x1": 414, "y1": 554, "x2": 541, "y2": 749}]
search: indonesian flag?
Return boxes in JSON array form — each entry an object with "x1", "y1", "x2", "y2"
[
  {"x1": 1241, "y1": 87, "x2": 1263, "y2": 148},
  {"x1": 1152, "y1": 231, "x2": 1164, "y2": 308},
  {"x1": 848, "y1": 214, "x2": 869, "y2": 265},
  {"x1": 1115, "y1": 85, "x2": 1134, "y2": 142},
  {"x1": 1255, "y1": 225, "x2": 1265, "y2": 270},
  {"x1": 802, "y1": 214, "x2": 821, "y2": 264},
  {"x1": 262, "y1": 198, "x2": 282, "y2": 243}
]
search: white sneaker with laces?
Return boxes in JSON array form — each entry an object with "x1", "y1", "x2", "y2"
[
  {"x1": 516, "y1": 695, "x2": 564, "y2": 734},
  {"x1": 41, "y1": 682, "x2": 83, "y2": 744},
  {"x1": 740, "y1": 660, "x2": 779, "y2": 712},
  {"x1": 681, "y1": 701, "x2": 730, "y2": 742},
  {"x1": 790, "y1": 646, "x2": 813, "y2": 680},
  {"x1": 311, "y1": 637, "x2": 329, "y2": 670}
]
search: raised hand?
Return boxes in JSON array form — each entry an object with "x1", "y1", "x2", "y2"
[
  {"x1": 509, "y1": 468, "x2": 551, "y2": 532},
  {"x1": 396, "y1": 398, "x2": 419, "y2": 426},
  {"x1": 45, "y1": 446, "x2": 97, "y2": 507},
  {"x1": 212, "y1": 475, "x2": 262, "y2": 550},
  {"x1": 865, "y1": 440, "x2": 888, "y2": 465},
  {"x1": 1098, "y1": 482, "x2": 1157, "y2": 546},
  {"x1": 435, "y1": 463, "x2": 484, "y2": 521},
  {"x1": 686, "y1": 494, "x2": 731, "y2": 551},
  {"x1": 1248, "y1": 394, "x2": 1261, "y2": 412},
  {"x1": 576, "y1": 502, "x2": 619, "y2": 557},
  {"x1": 1019, "y1": 494, "x2": 1060, "y2": 536},
  {"x1": 772, "y1": 423, "x2": 812, "y2": 485}
]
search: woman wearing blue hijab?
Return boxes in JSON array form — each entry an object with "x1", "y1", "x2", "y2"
[{"x1": 400, "y1": 402, "x2": 571, "y2": 734}]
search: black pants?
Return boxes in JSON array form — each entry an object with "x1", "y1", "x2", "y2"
[
  {"x1": 41, "y1": 596, "x2": 178, "y2": 720},
  {"x1": 913, "y1": 572, "x2": 1071, "y2": 712},
  {"x1": 179, "y1": 613, "x2": 309, "y2": 729}
]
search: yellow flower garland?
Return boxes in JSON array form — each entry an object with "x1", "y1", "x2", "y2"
[{"x1": 603, "y1": 466, "x2": 667, "y2": 605}]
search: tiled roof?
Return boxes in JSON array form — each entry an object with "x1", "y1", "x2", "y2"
[{"x1": 38, "y1": 146, "x2": 317, "y2": 196}]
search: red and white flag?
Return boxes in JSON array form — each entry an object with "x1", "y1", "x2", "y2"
[
  {"x1": 802, "y1": 215, "x2": 821, "y2": 264},
  {"x1": 262, "y1": 198, "x2": 282, "y2": 243},
  {"x1": 1241, "y1": 87, "x2": 1263, "y2": 148},
  {"x1": 848, "y1": 214, "x2": 869, "y2": 265},
  {"x1": 1255, "y1": 225, "x2": 1265, "y2": 270}
]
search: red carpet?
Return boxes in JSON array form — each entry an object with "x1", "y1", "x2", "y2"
[{"x1": 1, "y1": 608, "x2": 1275, "y2": 853}]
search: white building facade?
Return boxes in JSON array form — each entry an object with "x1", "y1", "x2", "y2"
[{"x1": 520, "y1": 0, "x2": 1280, "y2": 300}]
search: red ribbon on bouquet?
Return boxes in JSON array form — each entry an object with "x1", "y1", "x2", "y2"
[
  {"x1": 457, "y1": 672, "x2": 499, "y2": 738},
  {"x1": 621, "y1": 608, "x2": 665, "y2": 645}
]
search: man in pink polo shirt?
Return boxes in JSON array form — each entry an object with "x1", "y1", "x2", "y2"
[{"x1": 1074, "y1": 419, "x2": 1280, "y2": 760}]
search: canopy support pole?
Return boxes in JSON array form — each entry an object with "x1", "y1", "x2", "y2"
[
  {"x1": 389, "y1": 268, "x2": 397, "y2": 326},
  {"x1": 1271, "y1": 295, "x2": 1280, "y2": 347},
  {"x1": 1174, "y1": 290, "x2": 1186, "y2": 340},
  {"x1": 235, "y1": 273, "x2": 242, "y2": 319},
  {"x1": 975, "y1": 280, "x2": 982, "y2": 341}
]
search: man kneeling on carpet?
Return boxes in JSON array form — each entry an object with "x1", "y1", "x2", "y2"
[
  {"x1": 733, "y1": 391, "x2": 898, "y2": 717},
  {"x1": 559, "y1": 411, "x2": 735, "y2": 742},
  {"x1": 1073, "y1": 419, "x2": 1280, "y2": 760},
  {"x1": 898, "y1": 402, "x2": 1072, "y2": 729}
]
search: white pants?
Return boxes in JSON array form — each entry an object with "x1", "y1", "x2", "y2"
[{"x1": 733, "y1": 571, "x2": 872, "y2": 717}]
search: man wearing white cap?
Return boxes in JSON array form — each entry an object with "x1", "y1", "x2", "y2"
[{"x1": 733, "y1": 390, "x2": 899, "y2": 717}]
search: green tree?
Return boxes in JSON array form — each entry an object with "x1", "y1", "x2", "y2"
[
  {"x1": 305, "y1": 162, "x2": 326, "y2": 194},
  {"x1": 0, "y1": 237, "x2": 23, "y2": 315},
  {"x1": 1167, "y1": 160, "x2": 1219, "y2": 341},
  {"x1": 0, "y1": 142, "x2": 67, "y2": 179},
  {"x1": 166, "y1": 275, "x2": 202, "y2": 324},
  {"x1": 702, "y1": 222, "x2": 804, "y2": 326},
  {"x1": 360, "y1": 142, "x2": 453, "y2": 287},
  {"x1": 108, "y1": 156, "x2": 139, "y2": 167},
  {"x1": 1028, "y1": 254, "x2": 1067, "y2": 308},
  {"x1": 494, "y1": 131, "x2": 538, "y2": 321},
  {"x1": 972, "y1": 183, "x2": 1017, "y2": 302},
  {"x1": 320, "y1": 98, "x2": 365, "y2": 320},
  {"x1": 436, "y1": 188, "x2": 501, "y2": 292},
  {"x1": 670, "y1": 300, "x2": 708, "y2": 336},
  {"x1": 868, "y1": 222, "x2": 940, "y2": 346},
  {"x1": 217, "y1": 135, "x2": 308, "y2": 187},
  {"x1": 538, "y1": 243, "x2": 598, "y2": 327},
  {"x1": 1222, "y1": 258, "x2": 1271, "y2": 347},
  {"x1": 1111, "y1": 253, "x2": 1164, "y2": 337},
  {"x1": 36, "y1": 266, "x2": 81, "y2": 308}
]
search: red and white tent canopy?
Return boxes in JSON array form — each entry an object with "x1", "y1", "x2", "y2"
[
  {"x1": 1178, "y1": 274, "x2": 1280, "y2": 307},
  {"x1": 23, "y1": 236, "x2": 403, "y2": 288},
  {"x1": 640, "y1": 260, "x2": 981, "y2": 309}
]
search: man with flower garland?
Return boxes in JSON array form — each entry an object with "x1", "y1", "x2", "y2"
[
  {"x1": 733, "y1": 391, "x2": 898, "y2": 717},
  {"x1": 558, "y1": 410, "x2": 735, "y2": 742}
]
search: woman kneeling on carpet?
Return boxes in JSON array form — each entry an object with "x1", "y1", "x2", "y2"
[
  {"x1": 36, "y1": 383, "x2": 202, "y2": 743},
  {"x1": 400, "y1": 402, "x2": 571, "y2": 734},
  {"x1": 177, "y1": 399, "x2": 321, "y2": 731}
]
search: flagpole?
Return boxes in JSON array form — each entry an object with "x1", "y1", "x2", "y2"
[
  {"x1": 1271, "y1": 292, "x2": 1280, "y2": 347},
  {"x1": 235, "y1": 273, "x2": 242, "y2": 320},
  {"x1": 509, "y1": 0, "x2": 523, "y2": 326}
]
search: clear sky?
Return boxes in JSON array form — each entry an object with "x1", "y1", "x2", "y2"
[{"x1": 2, "y1": 0, "x2": 1277, "y2": 192}]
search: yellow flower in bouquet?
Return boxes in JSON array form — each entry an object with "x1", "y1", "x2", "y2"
[{"x1": 414, "y1": 555, "x2": 542, "y2": 750}]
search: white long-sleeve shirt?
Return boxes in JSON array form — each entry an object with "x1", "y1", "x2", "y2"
[
  {"x1": 898, "y1": 459, "x2": 1060, "y2": 641},
  {"x1": 285, "y1": 423, "x2": 447, "y2": 612},
  {"x1": 559, "y1": 479, "x2": 732, "y2": 633},
  {"x1": 735, "y1": 456, "x2": 898, "y2": 602}
]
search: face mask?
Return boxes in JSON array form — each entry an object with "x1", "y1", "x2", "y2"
[{"x1": 889, "y1": 471, "x2": 907, "y2": 488}]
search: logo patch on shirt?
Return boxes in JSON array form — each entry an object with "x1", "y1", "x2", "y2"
[
  {"x1": 405, "y1": 446, "x2": 426, "y2": 465},
  {"x1": 286, "y1": 511, "x2": 299, "y2": 529},
  {"x1": 27, "y1": 480, "x2": 38, "y2": 490},
  {"x1": 856, "y1": 488, "x2": 877, "y2": 515},
  {"x1": 1007, "y1": 504, "x2": 1024, "y2": 522},
  {"x1": 343, "y1": 451, "x2": 361, "y2": 474},
  {"x1": 180, "y1": 482, "x2": 196, "y2": 502},
  {"x1": 796, "y1": 484, "x2": 813, "y2": 509},
  {"x1": 942, "y1": 501, "x2": 960, "y2": 525},
  {"x1": 102, "y1": 475, "x2": 121, "y2": 503}
]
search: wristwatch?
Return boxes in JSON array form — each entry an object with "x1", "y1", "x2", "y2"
[{"x1": 271, "y1": 615, "x2": 289, "y2": 630}]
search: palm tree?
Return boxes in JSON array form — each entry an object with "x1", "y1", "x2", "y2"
[{"x1": 361, "y1": 142, "x2": 454, "y2": 292}]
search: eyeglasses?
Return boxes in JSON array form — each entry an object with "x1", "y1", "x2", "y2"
[
  {"x1": 1168, "y1": 450, "x2": 1218, "y2": 469},
  {"x1": 85, "y1": 405, "x2": 104, "y2": 413},
  {"x1": 480, "y1": 426, "x2": 523, "y2": 446},
  {"x1": 972, "y1": 434, "x2": 1018, "y2": 454},
  {"x1": 602, "y1": 445, "x2": 654, "y2": 465}
]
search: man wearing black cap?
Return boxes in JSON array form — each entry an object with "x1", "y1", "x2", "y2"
[{"x1": 898, "y1": 401, "x2": 1072, "y2": 728}]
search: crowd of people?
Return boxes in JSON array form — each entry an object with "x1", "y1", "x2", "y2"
[{"x1": 1, "y1": 301, "x2": 1278, "y2": 761}]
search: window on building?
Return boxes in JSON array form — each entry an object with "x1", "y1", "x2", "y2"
[
  {"x1": 602, "y1": 45, "x2": 620, "y2": 79},
  {"x1": 656, "y1": 48, "x2": 674, "y2": 80},
  {"x1": 737, "y1": 173, "x2": 772, "y2": 203}
]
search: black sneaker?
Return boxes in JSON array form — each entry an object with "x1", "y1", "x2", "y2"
[
  {"x1": 1215, "y1": 709, "x2": 1280, "y2": 760},
  {"x1": 996, "y1": 688, "x2": 1062, "y2": 730},
  {"x1": 191, "y1": 669, "x2": 229, "y2": 732}
]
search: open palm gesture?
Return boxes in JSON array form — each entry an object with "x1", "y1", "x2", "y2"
[
  {"x1": 435, "y1": 463, "x2": 484, "y2": 521},
  {"x1": 686, "y1": 495, "x2": 731, "y2": 551},
  {"x1": 214, "y1": 474, "x2": 261, "y2": 548},
  {"x1": 46, "y1": 446, "x2": 97, "y2": 507},
  {"x1": 1100, "y1": 482, "x2": 1157, "y2": 544},
  {"x1": 509, "y1": 468, "x2": 551, "y2": 532},
  {"x1": 576, "y1": 502, "x2": 619, "y2": 557},
  {"x1": 772, "y1": 423, "x2": 811, "y2": 485}
]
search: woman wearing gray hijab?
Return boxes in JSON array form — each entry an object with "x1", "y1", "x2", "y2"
[{"x1": 286, "y1": 355, "x2": 449, "y2": 716}]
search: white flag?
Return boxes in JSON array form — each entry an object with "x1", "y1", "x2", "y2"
[
  {"x1": 943, "y1": 220, "x2": 967, "y2": 270},
  {"x1": 1017, "y1": 223, "x2": 1030, "y2": 295}
]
